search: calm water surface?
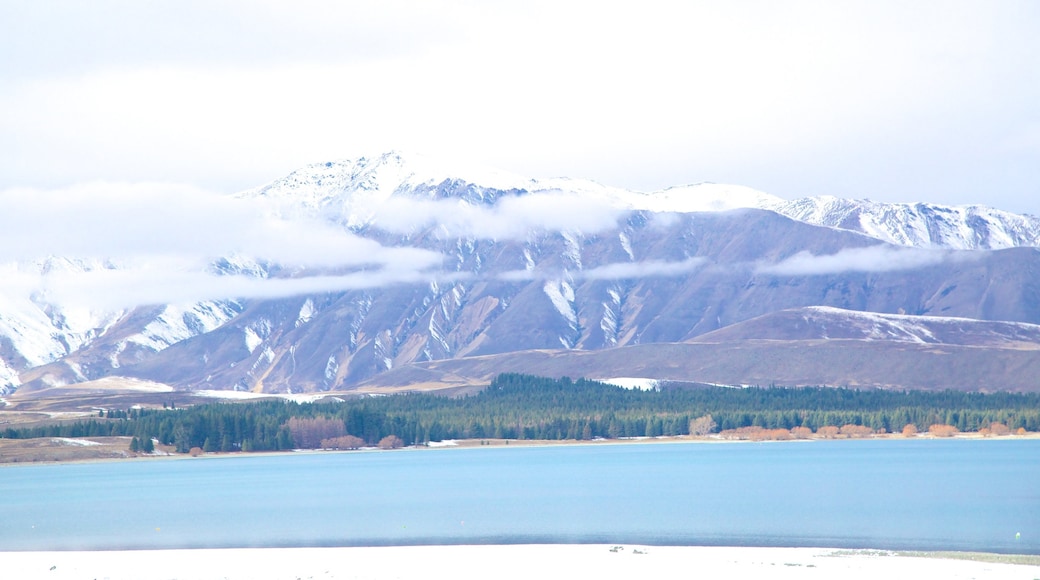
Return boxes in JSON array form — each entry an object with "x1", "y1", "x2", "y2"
[{"x1": 1, "y1": 439, "x2": 1037, "y2": 552}]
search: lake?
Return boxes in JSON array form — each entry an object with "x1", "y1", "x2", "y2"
[{"x1": 1, "y1": 439, "x2": 1037, "y2": 553}]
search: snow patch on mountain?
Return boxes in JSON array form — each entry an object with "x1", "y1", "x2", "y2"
[
  {"x1": 323, "y1": 354, "x2": 338, "y2": 385},
  {"x1": 618, "y1": 232, "x2": 634, "y2": 260},
  {"x1": 802, "y1": 306, "x2": 1040, "y2": 344},
  {"x1": 0, "y1": 361, "x2": 20, "y2": 393},
  {"x1": 544, "y1": 280, "x2": 577, "y2": 326},
  {"x1": 600, "y1": 288, "x2": 622, "y2": 346},
  {"x1": 129, "y1": 301, "x2": 241, "y2": 353},
  {"x1": 561, "y1": 232, "x2": 583, "y2": 269},
  {"x1": 243, "y1": 318, "x2": 272, "y2": 355},
  {"x1": 244, "y1": 327, "x2": 262, "y2": 354},
  {"x1": 297, "y1": 299, "x2": 315, "y2": 327}
]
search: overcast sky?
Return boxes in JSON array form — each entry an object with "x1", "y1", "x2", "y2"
[{"x1": 1, "y1": 0, "x2": 1038, "y2": 215}]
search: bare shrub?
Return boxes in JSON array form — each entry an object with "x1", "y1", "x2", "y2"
[
  {"x1": 689, "y1": 415, "x2": 717, "y2": 436},
  {"x1": 928, "y1": 424, "x2": 959, "y2": 438},
  {"x1": 840, "y1": 424, "x2": 874, "y2": 438},
  {"x1": 902, "y1": 424, "x2": 918, "y2": 437},
  {"x1": 718, "y1": 426, "x2": 791, "y2": 441},
  {"x1": 188, "y1": 447, "x2": 204, "y2": 457},
  {"x1": 321, "y1": 435, "x2": 366, "y2": 450},
  {"x1": 285, "y1": 417, "x2": 347, "y2": 449},
  {"x1": 765, "y1": 429, "x2": 792, "y2": 441},
  {"x1": 816, "y1": 426, "x2": 840, "y2": 439},
  {"x1": 989, "y1": 423, "x2": 1011, "y2": 436},
  {"x1": 789, "y1": 426, "x2": 813, "y2": 439},
  {"x1": 378, "y1": 435, "x2": 404, "y2": 449}
]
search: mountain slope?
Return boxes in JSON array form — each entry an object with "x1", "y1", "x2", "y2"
[
  {"x1": 351, "y1": 308, "x2": 1040, "y2": 392},
  {"x1": 353, "y1": 340, "x2": 1040, "y2": 393},
  {"x1": 691, "y1": 306, "x2": 1040, "y2": 346},
  {"x1": 19, "y1": 215, "x2": 1040, "y2": 394}
]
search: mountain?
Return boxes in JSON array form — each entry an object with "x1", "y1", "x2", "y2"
[
  {"x1": 4, "y1": 152, "x2": 1040, "y2": 398},
  {"x1": 243, "y1": 151, "x2": 1040, "y2": 251}
]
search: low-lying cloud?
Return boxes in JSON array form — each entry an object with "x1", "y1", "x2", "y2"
[
  {"x1": 366, "y1": 191, "x2": 627, "y2": 239},
  {"x1": 0, "y1": 182, "x2": 443, "y2": 270},
  {"x1": 498, "y1": 257, "x2": 706, "y2": 283},
  {"x1": 35, "y1": 264, "x2": 469, "y2": 311},
  {"x1": 755, "y1": 245, "x2": 972, "y2": 276},
  {"x1": 0, "y1": 182, "x2": 452, "y2": 309},
  {"x1": 0, "y1": 181, "x2": 636, "y2": 309},
  {"x1": 0, "y1": 181, "x2": 983, "y2": 313}
]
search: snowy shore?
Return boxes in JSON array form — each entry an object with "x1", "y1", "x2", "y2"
[{"x1": 6, "y1": 545, "x2": 1039, "y2": 580}]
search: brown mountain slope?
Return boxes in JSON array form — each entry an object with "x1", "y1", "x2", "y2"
[
  {"x1": 355, "y1": 340, "x2": 1040, "y2": 393},
  {"x1": 690, "y1": 306, "x2": 1040, "y2": 347},
  {"x1": 354, "y1": 310, "x2": 1040, "y2": 393}
]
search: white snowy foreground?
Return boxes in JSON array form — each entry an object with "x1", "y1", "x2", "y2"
[{"x1": 5, "y1": 545, "x2": 1038, "y2": 580}]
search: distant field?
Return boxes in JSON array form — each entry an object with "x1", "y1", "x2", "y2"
[{"x1": 0, "y1": 436, "x2": 135, "y2": 464}]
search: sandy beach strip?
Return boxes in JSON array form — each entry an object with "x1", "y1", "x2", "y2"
[{"x1": 4, "y1": 545, "x2": 1039, "y2": 580}]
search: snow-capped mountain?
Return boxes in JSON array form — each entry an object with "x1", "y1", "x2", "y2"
[
  {"x1": 244, "y1": 151, "x2": 1040, "y2": 250},
  {"x1": 240, "y1": 151, "x2": 783, "y2": 227},
  {"x1": 0, "y1": 258, "x2": 123, "y2": 393},
  {"x1": 5, "y1": 151, "x2": 1040, "y2": 396},
  {"x1": 0, "y1": 256, "x2": 251, "y2": 394},
  {"x1": 766, "y1": 196, "x2": 1040, "y2": 250}
]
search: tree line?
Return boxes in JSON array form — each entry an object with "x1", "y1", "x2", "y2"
[{"x1": 2, "y1": 373, "x2": 1038, "y2": 452}]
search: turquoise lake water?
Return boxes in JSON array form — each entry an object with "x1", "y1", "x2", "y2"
[{"x1": 1, "y1": 439, "x2": 1037, "y2": 553}]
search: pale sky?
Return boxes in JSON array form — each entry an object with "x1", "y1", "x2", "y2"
[{"x1": 1, "y1": 0, "x2": 1039, "y2": 216}]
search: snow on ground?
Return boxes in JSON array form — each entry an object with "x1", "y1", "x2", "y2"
[
  {"x1": 601, "y1": 378, "x2": 660, "y2": 391},
  {"x1": 190, "y1": 389, "x2": 267, "y2": 400},
  {"x1": 426, "y1": 440, "x2": 459, "y2": 448},
  {"x1": 5, "y1": 546, "x2": 1037, "y2": 580},
  {"x1": 77, "y1": 377, "x2": 175, "y2": 392},
  {"x1": 50, "y1": 438, "x2": 102, "y2": 446},
  {"x1": 192, "y1": 390, "x2": 332, "y2": 404}
]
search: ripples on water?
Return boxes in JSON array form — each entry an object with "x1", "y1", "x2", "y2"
[{"x1": 1, "y1": 439, "x2": 1037, "y2": 553}]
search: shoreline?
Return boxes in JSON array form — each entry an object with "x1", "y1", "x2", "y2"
[
  {"x1": 2, "y1": 431, "x2": 1038, "y2": 467},
  {"x1": 4, "y1": 545, "x2": 1039, "y2": 580}
]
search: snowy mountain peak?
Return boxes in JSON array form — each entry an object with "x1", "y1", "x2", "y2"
[
  {"x1": 242, "y1": 152, "x2": 1040, "y2": 249},
  {"x1": 634, "y1": 183, "x2": 784, "y2": 213},
  {"x1": 767, "y1": 196, "x2": 1040, "y2": 250},
  {"x1": 241, "y1": 151, "x2": 542, "y2": 227},
  {"x1": 247, "y1": 151, "x2": 528, "y2": 202},
  {"x1": 244, "y1": 151, "x2": 789, "y2": 229}
]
